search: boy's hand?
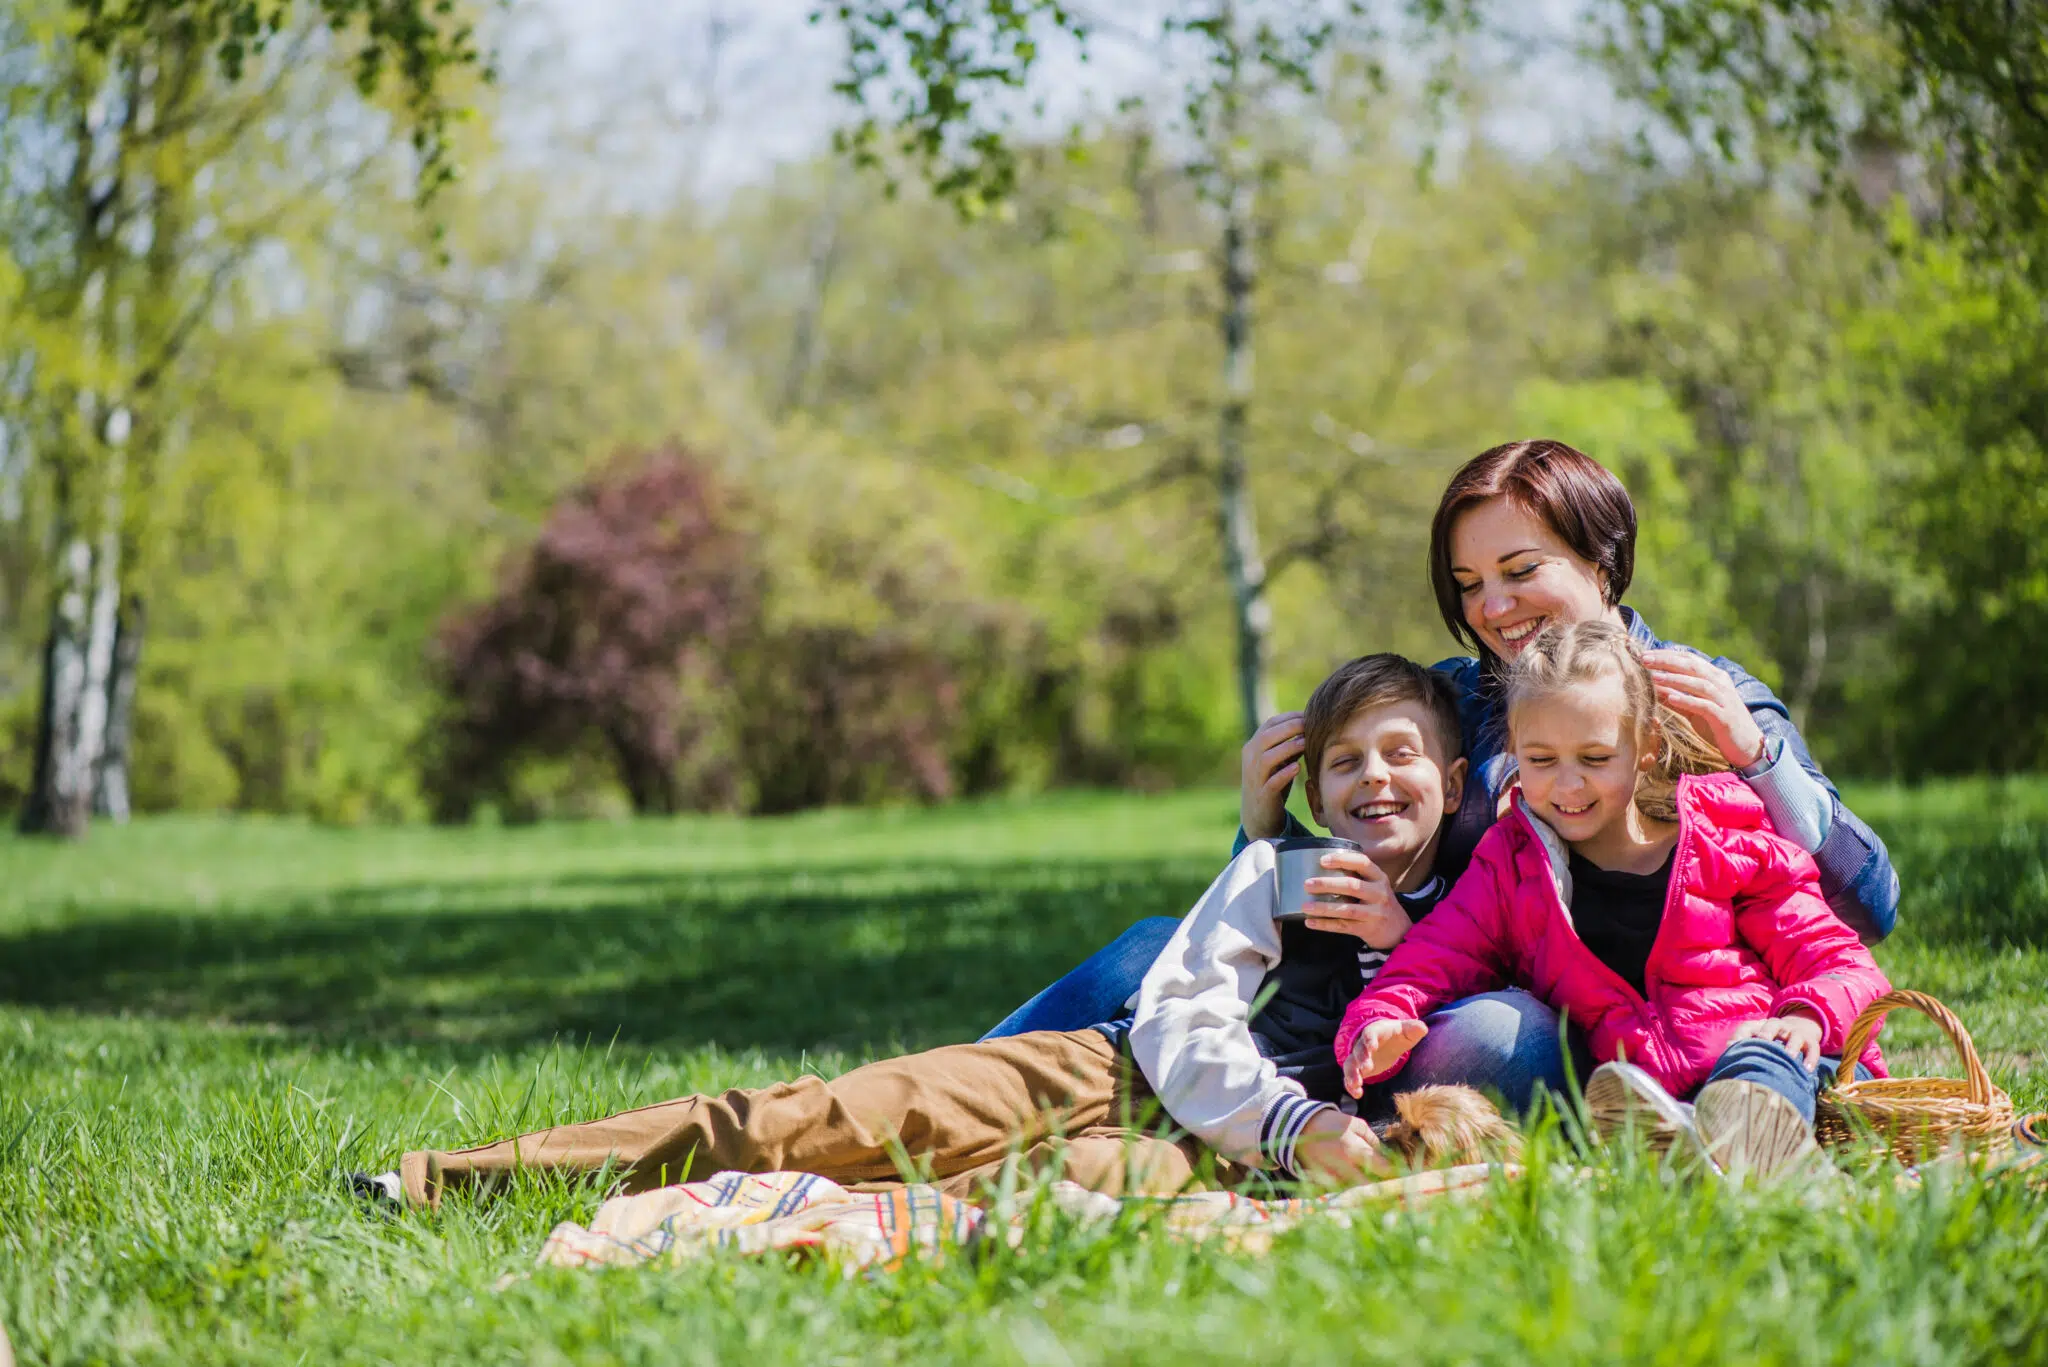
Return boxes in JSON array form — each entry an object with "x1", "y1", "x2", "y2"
[
  {"x1": 1293, "y1": 1109, "x2": 1391, "y2": 1185},
  {"x1": 1343, "y1": 1018, "x2": 1428, "y2": 1097},
  {"x1": 1301, "y1": 850, "x2": 1411, "y2": 949},
  {"x1": 1241, "y1": 712, "x2": 1306, "y2": 840},
  {"x1": 1730, "y1": 1011, "x2": 1825, "y2": 1070}
]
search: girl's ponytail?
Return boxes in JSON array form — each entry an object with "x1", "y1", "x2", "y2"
[{"x1": 1505, "y1": 621, "x2": 1727, "y2": 821}]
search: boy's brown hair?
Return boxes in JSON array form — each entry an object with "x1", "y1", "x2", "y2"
[{"x1": 1301, "y1": 654, "x2": 1464, "y2": 794}]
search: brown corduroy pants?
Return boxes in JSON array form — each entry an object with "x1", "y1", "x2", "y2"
[{"x1": 401, "y1": 1029, "x2": 1207, "y2": 1208}]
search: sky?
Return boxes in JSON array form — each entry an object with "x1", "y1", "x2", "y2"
[{"x1": 501, "y1": 0, "x2": 1623, "y2": 209}]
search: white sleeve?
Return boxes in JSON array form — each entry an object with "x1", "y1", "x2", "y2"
[{"x1": 1126, "y1": 842, "x2": 1339, "y2": 1176}]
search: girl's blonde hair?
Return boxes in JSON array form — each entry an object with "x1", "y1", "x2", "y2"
[{"x1": 1504, "y1": 621, "x2": 1727, "y2": 821}]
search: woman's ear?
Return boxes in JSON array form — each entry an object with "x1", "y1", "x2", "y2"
[{"x1": 1441, "y1": 756, "x2": 1469, "y2": 816}]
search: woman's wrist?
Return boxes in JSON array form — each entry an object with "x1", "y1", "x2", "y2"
[
  {"x1": 1734, "y1": 733, "x2": 1778, "y2": 777},
  {"x1": 1725, "y1": 724, "x2": 1768, "y2": 772}
]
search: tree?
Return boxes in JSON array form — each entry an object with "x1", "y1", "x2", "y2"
[
  {"x1": 821, "y1": 0, "x2": 1477, "y2": 738},
  {"x1": 4, "y1": 1, "x2": 473, "y2": 837},
  {"x1": 1597, "y1": 1, "x2": 2048, "y2": 280},
  {"x1": 72, "y1": 0, "x2": 484, "y2": 202}
]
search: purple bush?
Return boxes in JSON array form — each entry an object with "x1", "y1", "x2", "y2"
[
  {"x1": 432, "y1": 449, "x2": 760, "y2": 817},
  {"x1": 430, "y1": 446, "x2": 966, "y2": 819}
]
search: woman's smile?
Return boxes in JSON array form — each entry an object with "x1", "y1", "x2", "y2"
[{"x1": 1448, "y1": 497, "x2": 1617, "y2": 661}]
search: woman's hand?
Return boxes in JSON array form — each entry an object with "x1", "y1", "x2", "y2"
[
  {"x1": 1730, "y1": 1012, "x2": 1825, "y2": 1070},
  {"x1": 1293, "y1": 1109, "x2": 1391, "y2": 1185},
  {"x1": 1642, "y1": 649, "x2": 1767, "y2": 770},
  {"x1": 1343, "y1": 1018, "x2": 1428, "y2": 1097},
  {"x1": 1240, "y1": 711, "x2": 1306, "y2": 840},
  {"x1": 1301, "y1": 850, "x2": 1411, "y2": 948}
]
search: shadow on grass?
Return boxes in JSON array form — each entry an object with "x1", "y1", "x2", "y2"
[
  {"x1": 0, "y1": 857, "x2": 1215, "y2": 1055},
  {"x1": 0, "y1": 813, "x2": 2037, "y2": 1057}
]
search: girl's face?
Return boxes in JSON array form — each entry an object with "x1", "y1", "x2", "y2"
[
  {"x1": 1511, "y1": 672, "x2": 1650, "y2": 847},
  {"x1": 1448, "y1": 496, "x2": 1615, "y2": 661}
]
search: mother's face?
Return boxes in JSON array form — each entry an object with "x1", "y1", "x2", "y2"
[{"x1": 1448, "y1": 496, "x2": 1616, "y2": 662}]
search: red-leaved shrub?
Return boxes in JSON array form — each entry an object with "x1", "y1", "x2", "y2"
[{"x1": 431, "y1": 449, "x2": 760, "y2": 817}]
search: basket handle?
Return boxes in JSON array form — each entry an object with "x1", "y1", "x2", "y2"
[{"x1": 1837, "y1": 989, "x2": 1995, "y2": 1106}]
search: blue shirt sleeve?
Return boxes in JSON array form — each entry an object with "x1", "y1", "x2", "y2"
[{"x1": 1695, "y1": 648, "x2": 1900, "y2": 945}]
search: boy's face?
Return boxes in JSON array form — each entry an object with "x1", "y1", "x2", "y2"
[{"x1": 1307, "y1": 700, "x2": 1466, "y2": 888}]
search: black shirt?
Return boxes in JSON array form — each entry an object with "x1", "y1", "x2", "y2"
[
  {"x1": 1566, "y1": 848, "x2": 1674, "y2": 997},
  {"x1": 1093, "y1": 877, "x2": 1446, "y2": 1105},
  {"x1": 1245, "y1": 876, "x2": 1446, "y2": 1102}
]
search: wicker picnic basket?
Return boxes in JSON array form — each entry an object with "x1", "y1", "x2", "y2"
[{"x1": 1815, "y1": 989, "x2": 2015, "y2": 1165}]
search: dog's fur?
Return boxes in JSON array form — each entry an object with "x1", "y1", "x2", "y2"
[{"x1": 1377, "y1": 1085, "x2": 1523, "y2": 1167}]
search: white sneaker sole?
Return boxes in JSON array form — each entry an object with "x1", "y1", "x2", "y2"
[
  {"x1": 1584, "y1": 1061, "x2": 1712, "y2": 1166},
  {"x1": 1693, "y1": 1080, "x2": 1821, "y2": 1184}
]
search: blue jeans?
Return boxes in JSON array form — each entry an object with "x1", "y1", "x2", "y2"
[
  {"x1": 1697, "y1": 1037, "x2": 1872, "y2": 1129},
  {"x1": 1400, "y1": 989, "x2": 1569, "y2": 1115},
  {"x1": 982, "y1": 919, "x2": 1569, "y2": 1114},
  {"x1": 981, "y1": 917, "x2": 1182, "y2": 1041}
]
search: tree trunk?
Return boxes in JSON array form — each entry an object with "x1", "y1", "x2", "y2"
[
  {"x1": 1213, "y1": 54, "x2": 1274, "y2": 740},
  {"x1": 778, "y1": 195, "x2": 844, "y2": 416},
  {"x1": 19, "y1": 529, "x2": 120, "y2": 838},
  {"x1": 92, "y1": 592, "x2": 146, "y2": 821},
  {"x1": 1786, "y1": 566, "x2": 1827, "y2": 733}
]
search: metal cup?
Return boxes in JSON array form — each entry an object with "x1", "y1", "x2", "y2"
[{"x1": 1271, "y1": 835, "x2": 1365, "y2": 921}]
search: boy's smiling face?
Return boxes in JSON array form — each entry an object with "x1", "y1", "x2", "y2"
[{"x1": 1306, "y1": 700, "x2": 1466, "y2": 892}]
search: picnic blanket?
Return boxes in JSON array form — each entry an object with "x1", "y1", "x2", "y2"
[{"x1": 535, "y1": 1164, "x2": 1516, "y2": 1273}]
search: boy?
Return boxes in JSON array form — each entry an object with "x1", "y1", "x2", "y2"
[{"x1": 362, "y1": 655, "x2": 1470, "y2": 1208}]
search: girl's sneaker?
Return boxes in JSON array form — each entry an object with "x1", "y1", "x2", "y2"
[
  {"x1": 1692, "y1": 1079, "x2": 1821, "y2": 1184},
  {"x1": 1584, "y1": 1061, "x2": 1711, "y2": 1165}
]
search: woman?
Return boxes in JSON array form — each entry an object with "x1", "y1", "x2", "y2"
[{"x1": 986, "y1": 440, "x2": 1899, "y2": 1101}]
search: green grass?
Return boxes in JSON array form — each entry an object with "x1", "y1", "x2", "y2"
[{"x1": 1, "y1": 782, "x2": 2044, "y2": 1366}]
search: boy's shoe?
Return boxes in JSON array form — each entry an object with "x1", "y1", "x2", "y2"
[
  {"x1": 349, "y1": 1170, "x2": 405, "y2": 1211},
  {"x1": 1584, "y1": 1061, "x2": 1711, "y2": 1165},
  {"x1": 1692, "y1": 1080, "x2": 1821, "y2": 1184}
]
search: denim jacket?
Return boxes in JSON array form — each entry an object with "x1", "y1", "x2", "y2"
[{"x1": 1237, "y1": 607, "x2": 1900, "y2": 945}]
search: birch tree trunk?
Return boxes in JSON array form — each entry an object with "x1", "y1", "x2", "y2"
[
  {"x1": 1211, "y1": 7, "x2": 1275, "y2": 739},
  {"x1": 20, "y1": 56, "x2": 131, "y2": 838},
  {"x1": 92, "y1": 591, "x2": 145, "y2": 821},
  {"x1": 19, "y1": 520, "x2": 120, "y2": 838}
]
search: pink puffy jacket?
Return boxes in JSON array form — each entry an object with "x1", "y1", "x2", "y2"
[{"x1": 1336, "y1": 771, "x2": 1890, "y2": 1098}]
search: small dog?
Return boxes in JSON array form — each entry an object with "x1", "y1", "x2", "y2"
[{"x1": 1377, "y1": 1085, "x2": 1523, "y2": 1168}]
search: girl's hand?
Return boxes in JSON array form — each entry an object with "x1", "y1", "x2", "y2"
[
  {"x1": 1343, "y1": 1018, "x2": 1428, "y2": 1097},
  {"x1": 1241, "y1": 712, "x2": 1306, "y2": 840},
  {"x1": 1301, "y1": 850, "x2": 1411, "y2": 948},
  {"x1": 1730, "y1": 1012, "x2": 1825, "y2": 1070},
  {"x1": 1642, "y1": 649, "x2": 1767, "y2": 770}
]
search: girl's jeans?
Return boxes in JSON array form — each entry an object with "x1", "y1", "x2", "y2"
[
  {"x1": 1697, "y1": 1036, "x2": 1872, "y2": 1127},
  {"x1": 980, "y1": 916, "x2": 1572, "y2": 1114}
]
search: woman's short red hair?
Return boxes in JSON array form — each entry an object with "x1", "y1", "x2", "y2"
[{"x1": 1428, "y1": 440, "x2": 1637, "y2": 657}]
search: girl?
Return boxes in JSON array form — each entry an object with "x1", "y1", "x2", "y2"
[{"x1": 1336, "y1": 621, "x2": 1890, "y2": 1180}]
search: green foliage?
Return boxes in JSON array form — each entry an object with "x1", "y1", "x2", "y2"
[
  {"x1": 6, "y1": 4, "x2": 2048, "y2": 820},
  {"x1": 73, "y1": 0, "x2": 490, "y2": 201},
  {"x1": 1842, "y1": 238, "x2": 2048, "y2": 774},
  {"x1": 0, "y1": 786, "x2": 2042, "y2": 1363},
  {"x1": 1598, "y1": 1, "x2": 2048, "y2": 282}
]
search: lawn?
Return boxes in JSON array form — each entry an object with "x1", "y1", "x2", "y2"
[{"x1": 1, "y1": 782, "x2": 2045, "y2": 1366}]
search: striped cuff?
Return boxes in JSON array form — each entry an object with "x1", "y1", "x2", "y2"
[
  {"x1": 1258, "y1": 1092, "x2": 1337, "y2": 1176},
  {"x1": 1739, "y1": 736, "x2": 1832, "y2": 853}
]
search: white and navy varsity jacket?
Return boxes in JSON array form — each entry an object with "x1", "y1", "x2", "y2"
[{"x1": 1125, "y1": 840, "x2": 1442, "y2": 1179}]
